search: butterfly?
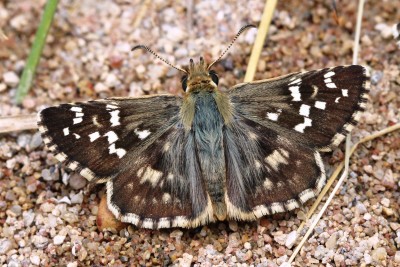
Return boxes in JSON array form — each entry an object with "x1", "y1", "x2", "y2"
[{"x1": 38, "y1": 25, "x2": 370, "y2": 229}]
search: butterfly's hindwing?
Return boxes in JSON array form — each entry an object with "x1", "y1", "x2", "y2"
[
  {"x1": 107, "y1": 126, "x2": 215, "y2": 228},
  {"x1": 229, "y1": 65, "x2": 370, "y2": 151},
  {"x1": 223, "y1": 115, "x2": 325, "y2": 220}
]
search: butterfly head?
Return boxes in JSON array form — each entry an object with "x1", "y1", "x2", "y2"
[{"x1": 181, "y1": 57, "x2": 219, "y2": 93}]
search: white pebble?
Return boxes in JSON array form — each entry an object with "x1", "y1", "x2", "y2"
[
  {"x1": 380, "y1": 198, "x2": 390, "y2": 208},
  {"x1": 70, "y1": 191, "x2": 84, "y2": 204},
  {"x1": 364, "y1": 213, "x2": 372, "y2": 220},
  {"x1": 32, "y1": 235, "x2": 49, "y2": 249},
  {"x1": 53, "y1": 235, "x2": 66, "y2": 245},
  {"x1": 394, "y1": 251, "x2": 400, "y2": 263},
  {"x1": 94, "y1": 82, "x2": 108, "y2": 93},
  {"x1": 30, "y1": 255, "x2": 40, "y2": 265},
  {"x1": 285, "y1": 231, "x2": 297, "y2": 249},
  {"x1": 0, "y1": 83, "x2": 6, "y2": 92},
  {"x1": 2, "y1": 71, "x2": 20, "y2": 87},
  {"x1": 104, "y1": 73, "x2": 120, "y2": 87},
  {"x1": 244, "y1": 242, "x2": 251, "y2": 250}
]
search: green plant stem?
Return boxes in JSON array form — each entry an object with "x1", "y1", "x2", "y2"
[{"x1": 15, "y1": 0, "x2": 59, "y2": 104}]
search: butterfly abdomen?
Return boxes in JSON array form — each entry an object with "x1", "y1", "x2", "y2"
[{"x1": 191, "y1": 92, "x2": 228, "y2": 220}]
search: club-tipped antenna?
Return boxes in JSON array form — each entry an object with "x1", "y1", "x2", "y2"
[
  {"x1": 207, "y1": 24, "x2": 257, "y2": 70},
  {"x1": 132, "y1": 45, "x2": 188, "y2": 74}
]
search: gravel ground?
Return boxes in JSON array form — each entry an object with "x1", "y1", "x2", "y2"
[{"x1": 0, "y1": 1, "x2": 399, "y2": 266}]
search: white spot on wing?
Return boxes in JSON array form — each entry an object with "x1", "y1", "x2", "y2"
[
  {"x1": 294, "y1": 117, "x2": 312, "y2": 133},
  {"x1": 108, "y1": 143, "x2": 126, "y2": 158},
  {"x1": 92, "y1": 116, "x2": 101, "y2": 127},
  {"x1": 75, "y1": 112, "x2": 84, "y2": 117},
  {"x1": 55, "y1": 152, "x2": 67, "y2": 162},
  {"x1": 163, "y1": 142, "x2": 171, "y2": 152},
  {"x1": 299, "y1": 104, "x2": 310, "y2": 117},
  {"x1": 267, "y1": 112, "x2": 279, "y2": 121},
  {"x1": 134, "y1": 129, "x2": 151, "y2": 140},
  {"x1": 106, "y1": 104, "x2": 118, "y2": 110},
  {"x1": 73, "y1": 133, "x2": 81, "y2": 139},
  {"x1": 63, "y1": 127, "x2": 70, "y2": 136},
  {"x1": 263, "y1": 178, "x2": 273, "y2": 190},
  {"x1": 335, "y1": 97, "x2": 341, "y2": 103},
  {"x1": 311, "y1": 85, "x2": 319, "y2": 98},
  {"x1": 162, "y1": 193, "x2": 171, "y2": 203},
  {"x1": 104, "y1": 131, "x2": 118, "y2": 144},
  {"x1": 324, "y1": 78, "x2": 332, "y2": 83},
  {"x1": 324, "y1": 71, "x2": 335, "y2": 78},
  {"x1": 68, "y1": 161, "x2": 78, "y2": 170},
  {"x1": 70, "y1": 107, "x2": 82, "y2": 112},
  {"x1": 314, "y1": 101, "x2": 326, "y2": 110},
  {"x1": 266, "y1": 109, "x2": 282, "y2": 122},
  {"x1": 326, "y1": 82, "x2": 337, "y2": 88},
  {"x1": 73, "y1": 118, "x2": 83, "y2": 124},
  {"x1": 288, "y1": 78, "x2": 301, "y2": 85},
  {"x1": 89, "y1": 131, "x2": 100, "y2": 142},
  {"x1": 342, "y1": 89, "x2": 349, "y2": 97},
  {"x1": 264, "y1": 149, "x2": 289, "y2": 171},
  {"x1": 289, "y1": 86, "x2": 301, "y2": 101},
  {"x1": 142, "y1": 219, "x2": 154, "y2": 229},
  {"x1": 109, "y1": 110, "x2": 120, "y2": 127},
  {"x1": 139, "y1": 166, "x2": 163, "y2": 187}
]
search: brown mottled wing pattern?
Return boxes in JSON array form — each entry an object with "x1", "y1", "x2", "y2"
[
  {"x1": 38, "y1": 95, "x2": 214, "y2": 229},
  {"x1": 225, "y1": 65, "x2": 369, "y2": 219}
]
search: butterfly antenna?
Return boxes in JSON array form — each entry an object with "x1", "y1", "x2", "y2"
[
  {"x1": 207, "y1": 24, "x2": 257, "y2": 70},
  {"x1": 132, "y1": 45, "x2": 188, "y2": 74}
]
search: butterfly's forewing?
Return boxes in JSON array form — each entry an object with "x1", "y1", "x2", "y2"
[
  {"x1": 38, "y1": 96, "x2": 181, "y2": 180},
  {"x1": 38, "y1": 95, "x2": 214, "y2": 228},
  {"x1": 229, "y1": 65, "x2": 370, "y2": 151},
  {"x1": 224, "y1": 65, "x2": 369, "y2": 219}
]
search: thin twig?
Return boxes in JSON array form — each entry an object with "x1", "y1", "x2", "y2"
[
  {"x1": 0, "y1": 114, "x2": 38, "y2": 133},
  {"x1": 133, "y1": 0, "x2": 151, "y2": 28},
  {"x1": 244, "y1": 0, "x2": 277, "y2": 82}
]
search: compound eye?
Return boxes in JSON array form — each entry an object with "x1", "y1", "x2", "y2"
[
  {"x1": 181, "y1": 75, "x2": 188, "y2": 91},
  {"x1": 209, "y1": 70, "x2": 219, "y2": 85}
]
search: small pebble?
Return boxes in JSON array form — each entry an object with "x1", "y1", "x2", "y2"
[
  {"x1": 229, "y1": 221, "x2": 238, "y2": 231},
  {"x1": 32, "y1": 235, "x2": 49, "y2": 249},
  {"x1": 0, "y1": 239, "x2": 13, "y2": 255},
  {"x1": 17, "y1": 134, "x2": 31, "y2": 148},
  {"x1": 380, "y1": 198, "x2": 390, "y2": 208},
  {"x1": 9, "y1": 205, "x2": 22, "y2": 216},
  {"x1": 70, "y1": 191, "x2": 84, "y2": 204},
  {"x1": 371, "y1": 247, "x2": 387, "y2": 263},
  {"x1": 68, "y1": 173, "x2": 87, "y2": 190},
  {"x1": 2, "y1": 71, "x2": 20, "y2": 86},
  {"x1": 170, "y1": 229, "x2": 184, "y2": 239},
  {"x1": 29, "y1": 132, "x2": 43, "y2": 150},
  {"x1": 285, "y1": 231, "x2": 297, "y2": 249},
  {"x1": 356, "y1": 203, "x2": 367, "y2": 215},
  {"x1": 394, "y1": 251, "x2": 400, "y2": 263},
  {"x1": 325, "y1": 233, "x2": 338, "y2": 249},
  {"x1": 30, "y1": 255, "x2": 41, "y2": 265},
  {"x1": 53, "y1": 235, "x2": 66, "y2": 245}
]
